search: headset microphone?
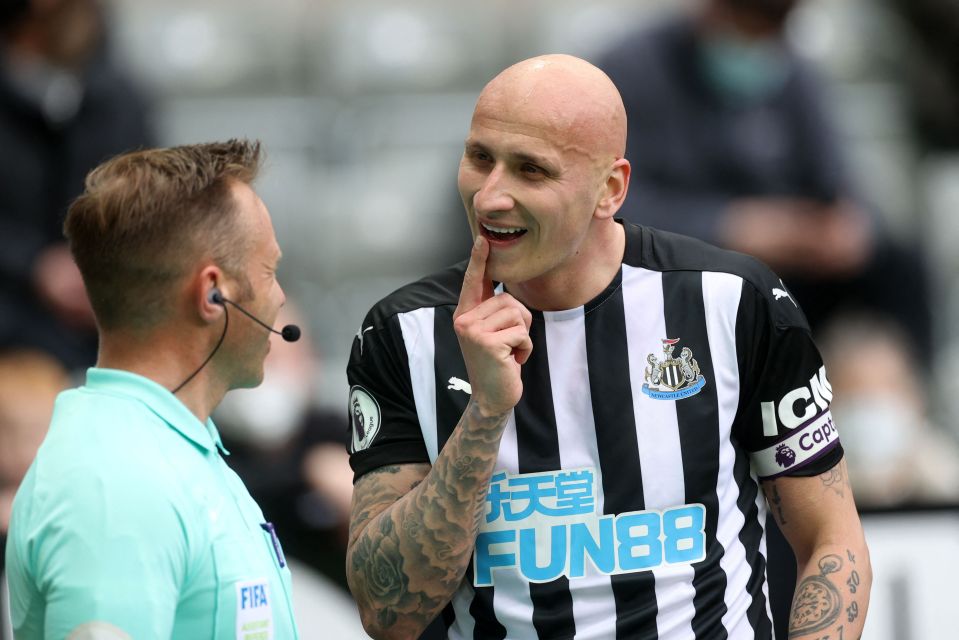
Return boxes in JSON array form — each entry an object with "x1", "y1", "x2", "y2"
[
  {"x1": 208, "y1": 289, "x2": 300, "y2": 342},
  {"x1": 171, "y1": 288, "x2": 302, "y2": 394}
]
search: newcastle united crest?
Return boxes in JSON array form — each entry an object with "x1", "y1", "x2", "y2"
[{"x1": 642, "y1": 338, "x2": 706, "y2": 400}]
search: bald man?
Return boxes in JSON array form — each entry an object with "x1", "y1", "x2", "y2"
[{"x1": 345, "y1": 55, "x2": 870, "y2": 640}]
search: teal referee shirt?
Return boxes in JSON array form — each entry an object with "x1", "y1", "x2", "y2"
[{"x1": 4, "y1": 368, "x2": 299, "y2": 639}]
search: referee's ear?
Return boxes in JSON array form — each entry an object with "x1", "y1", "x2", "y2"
[{"x1": 595, "y1": 158, "x2": 630, "y2": 220}]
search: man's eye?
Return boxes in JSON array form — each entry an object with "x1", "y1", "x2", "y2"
[{"x1": 522, "y1": 163, "x2": 544, "y2": 176}]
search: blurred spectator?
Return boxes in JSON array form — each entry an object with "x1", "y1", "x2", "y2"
[
  {"x1": 214, "y1": 303, "x2": 355, "y2": 592},
  {"x1": 821, "y1": 314, "x2": 959, "y2": 506},
  {"x1": 0, "y1": 349, "x2": 68, "y2": 577},
  {"x1": 596, "y1": 2, "x2": 942, "y2": 635},
  {"x1": 0, "y1": 0, "x2": 153, "y2": 370},
  {"x1": 596, "y1": 0, "x2": 933, "y2": 361},
  {"x1": 887, "y1": 0, "x2": 959, "y2": 151}
]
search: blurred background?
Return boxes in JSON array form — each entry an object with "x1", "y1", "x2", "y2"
[
  {"x1": 2, "y1": 0, "x2": 959, "y2": 638},
  {"x1": 85, "y1": 0, "x2": 959, "y2": 432}
]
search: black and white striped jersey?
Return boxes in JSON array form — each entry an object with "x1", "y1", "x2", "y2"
[{"x1": 347, "y1": 221, "x2": 842, "y2": 640}]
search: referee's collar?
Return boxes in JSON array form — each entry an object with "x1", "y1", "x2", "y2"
[{"x1": 83, "y1": 367, "x2": 229, "y2": 455}]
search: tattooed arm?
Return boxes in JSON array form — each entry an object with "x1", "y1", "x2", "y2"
[
  {"x1": 347, "y1": 402, "x2": 509, "y2": 639},
  {"x1": 761, "y1": 459, "x2": 872, "y2": 640},
  {"x1": 347, "y1": 237, "x2": 533, "y2": 639}
]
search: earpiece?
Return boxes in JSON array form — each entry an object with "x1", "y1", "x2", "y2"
[
  {"x1": 206, "y1": 289, "x2": 299, "y2": 344},
  {"x1": 174, "y1": 286, "x2": 302, "y2": 394}
]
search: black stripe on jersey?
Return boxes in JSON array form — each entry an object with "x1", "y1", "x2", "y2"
[
  {"x1": 469, "y1": 587, "x2": 505, "y2": 640},
  {"x1": 662, "y1": 271, "x2": 728, "y2": 639},
  {"x1": 584, "y1": 277, "x2": 660, "y2": 640},
  {"x1": 432, "y1": 305, "x2": 507, "y2": 640},
  {"x1": 734, "y1": 445, "x2": 773, "y2": 639},
  {"x1": 515, "y1": 316, "x2": 577, "y2": 639},
  {"x1": 733, "y1": 286, "x2": 774, "y2": 638}
]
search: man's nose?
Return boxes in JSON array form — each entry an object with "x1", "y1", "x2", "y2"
[{"x1": 473, "y1": 166, "x2": 515, "y2": 215}]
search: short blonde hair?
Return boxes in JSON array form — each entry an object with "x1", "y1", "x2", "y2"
[{"x1": 65, "y1": 139, "x2": 262, "y2": 330}]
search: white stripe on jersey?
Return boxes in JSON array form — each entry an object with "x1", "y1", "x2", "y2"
[
  {"x1": 756, "y1": 480, "x2": 774, "y2": 639},
  {"x1": 398, "y1": 308, "x2": 438, "y2": 461},
  {"x1": 448, "y1": 585, "x2": 476, "y2": 639},
  {"x1": 703, "y1": 271, "x2": 756, "y2": 639},
  {"x1": 487, "y1": 412, "x2": 538, "y2": 640},
  {"x1": 621, "y1": 265, "x2": 697, "y2": 637},
  {"x1": 543, "y1": 308, "x2": 618, "y2": 639}
]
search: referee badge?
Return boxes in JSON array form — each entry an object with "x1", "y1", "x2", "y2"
[
  {"x1": 350, "y1": 385, "x2": 382, "y2": 452},
  {"x1": 642, "y1": 338, "x2": 706, "y2": 401}
]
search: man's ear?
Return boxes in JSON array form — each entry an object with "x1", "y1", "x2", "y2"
[
  {"x1": 195, "y1": 265, "x2": 226, "y2": 325},
  {"x1": 595, "y1": 158, "x2": 631, "y2": 220}
]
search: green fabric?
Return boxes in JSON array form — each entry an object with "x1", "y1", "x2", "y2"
[{"x1": 5, "y1": 368, "x2": 298, "y2": 639}]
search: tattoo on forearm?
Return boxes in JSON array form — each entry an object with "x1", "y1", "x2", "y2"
[
  {"x1": 790, "y1": 546, "x2": 868, "y2": 639},
  {"x1": 811, "y1": 626, "x2": 846, "y2": 640},
  {"x1": 846, "y1": 570, "x2": 860, "y2": 594},
  {"x1": 349, "y1": 517, "x2": 413, "y2": 630},
  {"x1": 845, "y1": 602, "x2": 859, "y2": 623},
  {"x1": 347, "y1": 400, "x2": 509, "y2": 635},
  {"x1": 844, "y1": 549, "x2": 861, "y2": 628},
  {"x1": 819, "y1": 555, "x2": 843, "y2": 574},
  {"x1": 789, "y1": 554, "x2": 844, "y2": 635},
  {"x1": 453, "y1": 454, "x2": 479, "y2": 474}
]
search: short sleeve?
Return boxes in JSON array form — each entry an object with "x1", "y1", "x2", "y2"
[
  {"x1": 347, "y1": 311, "x2": 430, "y2": 482},
  {"x1": 26, "y1": 468, "x2": 188, "y2": 639},
  {"x1": 734, "y1": 280, "x2": 843, "y2": 480}
]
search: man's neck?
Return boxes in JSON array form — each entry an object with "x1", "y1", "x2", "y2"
[
  {"x1": 97, "y1": 334, "x2": 228, "y2": 423},
  {"x1": 508, "y1": 219, "x2": 626, "y2": 311}
]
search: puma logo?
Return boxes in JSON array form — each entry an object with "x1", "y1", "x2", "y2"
[
  {"x1": 773, "y1": 280, "x2": 798, "y2": 307},
  {"x1": 447, "y1": 377, "x2": 472, "y2": 394},
  {"x1": 356, "y1": 325, "x2": 374, "y2": 354}
]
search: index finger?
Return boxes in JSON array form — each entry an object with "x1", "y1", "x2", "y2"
[{"x1": 455, "y1": 236, "x2": 494, "y2": 316}]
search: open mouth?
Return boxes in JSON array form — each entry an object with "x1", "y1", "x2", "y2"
[{"x1": 480, "y1": 221, "x2": 528, "y2": 243}]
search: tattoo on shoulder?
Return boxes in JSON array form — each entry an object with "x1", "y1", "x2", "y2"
[
  {"x1": 369, "y1": 465, "x2": 402, "y2": 476},
  {"x1": 789, "y1": 554, "x2": 843, "y2": 635},
  {"x1": 763, "y1": 481, "x2": 787, "y2": 526},
  {"x1": 821, "y1": 465, "x2": 845, "y2": 498}
]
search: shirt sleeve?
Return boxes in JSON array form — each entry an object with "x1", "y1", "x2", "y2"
[
  {"x1": 347, "y1": 311, "x2": 430, "y2": 482},
  {"x1": 734, "y1": 279, "x2": 843, "y2": 480},
  {"x1": 29, "y1": 468, "x2": 188, "y2": 639}
]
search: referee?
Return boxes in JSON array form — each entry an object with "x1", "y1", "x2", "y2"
[
  {"x1": 345, "y1": 55, "x2": 871, "y2": 639},
  {"x1": 4, "y1": 141, "x2": 298, "y2": 638}
]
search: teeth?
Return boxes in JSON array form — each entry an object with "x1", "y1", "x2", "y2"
[{"x1": 482, "y1": 222, "x2": 526, "y2": 234}]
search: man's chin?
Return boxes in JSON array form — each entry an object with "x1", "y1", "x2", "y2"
[
  {"x1": 229, "y1": 369, "x2": 265, "y2": 392},
  {"x1": 486, "y1": 257, "x2": 524, "y2": 287}
]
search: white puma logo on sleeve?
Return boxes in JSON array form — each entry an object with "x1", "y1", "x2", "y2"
[
  {"x1": 447, "y1": 377, "x2": 472, "y2": 394},
  {"x1": 772, "y1": 280, "x2": 798, "y2": 307}
]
